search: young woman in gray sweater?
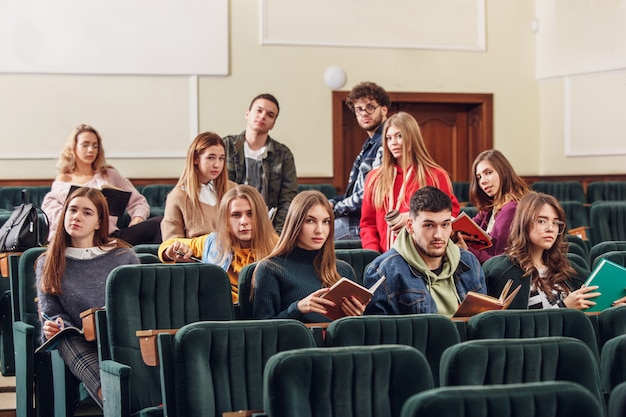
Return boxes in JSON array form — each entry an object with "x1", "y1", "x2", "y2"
[{"x1": 37, "y1": 187, "x2": 139, "y2": 408}]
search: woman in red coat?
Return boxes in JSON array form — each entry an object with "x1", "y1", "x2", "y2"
[{"x1": 360, "y1": 112, "x2": 460, "y2": 252}]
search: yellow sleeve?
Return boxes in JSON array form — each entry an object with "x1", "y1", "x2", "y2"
[{"x1": 158, "y1": 236, "x2": 206, "y2": 262}]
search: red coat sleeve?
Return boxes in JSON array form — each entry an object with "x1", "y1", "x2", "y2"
[{"x1": 359, "y1": 171, "x2": 382, "y2": 252}]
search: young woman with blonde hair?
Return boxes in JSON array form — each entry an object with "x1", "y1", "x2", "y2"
[
  {"x1": 360, "y1": 112, "x2": 460, "y2": 252},
  {"x1": 161, "y1": 132, "x2": 237, "y2": 240},
  {"x1": 38, "y1": 187, "x2": 139, "y2": 408},
  {"x1": 485, "y1": 192, "x2": 597, "y2": 310},
  {"x1": 456, "y1": 149, "x2": 530, "y2": 263},
  {"x1": 158, "y1": 185, "x2": 278, "y2": 302},
  {"x1": 252, "y1": 191, "x2": 365, "y2": 322},
  {"x1": 42, "y1": 124, "x2": 162, "y2": 245}
]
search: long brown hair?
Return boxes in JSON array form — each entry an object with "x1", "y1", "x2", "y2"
[
  {"x1": 370, "y1": 112, "x2": 451, "y2": 210},
  {"x1": 507, "y1": 192, "x2": 576, "y2": 298},
  {"x1": 39, "y1": 187, "x2": 130, "y2": 295},
  {"x1": 175, "y1": 132, "x2": 230, "y2": 224},
  {"x1": 214, "y1": 185, "x2": 277, "y2": 264},
  {"x1": 469, "y1": 149, "x2": 529, "y2": 214},
  {"x1": 252, "y1": 191, "x2": 340, "y2": 290},
  {"x1": 57, "y1": 124, "x2": 111, "y2": 175}
]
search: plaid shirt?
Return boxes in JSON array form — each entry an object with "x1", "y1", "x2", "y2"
[{"x1": 331, "y1": 124, "x2": 384, "y2": 221}]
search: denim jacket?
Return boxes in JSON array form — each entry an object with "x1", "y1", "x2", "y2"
[
  {"x1": 201, "y1": 232, "x2": 232, "y2": 272},
  {"x1": 331, "y1": 124, "x2": 384, "y2": 222},
  {"x1": 363, "y1": 248, "x2": 486, "y2": 315}
]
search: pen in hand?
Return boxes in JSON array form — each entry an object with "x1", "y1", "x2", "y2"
[
  {"x1": 41, "y1": 312, "x2": 64, "y2": 329},
  {"x1": 174, "y1": 250, "x2": 202, "y2": 263}
]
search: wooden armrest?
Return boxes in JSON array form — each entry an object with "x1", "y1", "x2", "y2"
[
  {"x1": 567, "y1": 226, "x2": 589, "y2": 240},
  {"x1": 0, "y1": 252, "x2": 22, "y2": 278},
  {"x1": 136, "y1": 329, "x2": 178, "y2": 366},
  {"x1": 223, "y1": 410, "x2": 264, "y2": 417},
  {"x1": 80, "y1": 307, "x2": 105, "y2": 342},
  {"x1": 304, "y1": 322, "x2": 330, "y2": 329}
]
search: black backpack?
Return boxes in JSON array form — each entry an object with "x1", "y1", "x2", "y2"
[{"x1": 0, "y1": 189, "x2": 49, "y2": 252}]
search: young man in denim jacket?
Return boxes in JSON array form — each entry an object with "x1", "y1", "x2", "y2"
[
  {"x1": 364, "y1": 186, "x2": 486, "y2": 317},
  {"x1": 330, "y1": 82, "x2": 390, "y2": 240}
]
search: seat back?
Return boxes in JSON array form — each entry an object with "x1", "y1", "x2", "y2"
[
  {"x1": 400, "y1": 381, "x2": 603, "y2": 417},
  {"x1": 160, "y1": 319, "x2": 316, "y2": 417},
  {"x1": 440, "y1": 336, "x2": 604, "y2": 408},
  {"x1": 132, "y1": 243, "x2": 160, "y2": 256},
  {"x1": 237, "y1": 262, "x2": 256, "y2": 319},
  {"x1": 599, "y1": 306, "x2": 626, "y2": 348},
  {"x1": 334, "y1": 249, "x2": 380, "y2": 285},
  {"x1": 592, "y1": 250, "x2": 626, "y2": 270},
  {"x1": 297, "y1": 183, "x2": 336, "y2": 199},
  {"x1": 334, "y1": 240, "x2": 362, "y2": 249},
  {"x1": 0, "y1": 186, "x2": 51, "y2": 210},
  {"x1": 589, "y1": 241, "x2": 626, "y2": 268},
  {"x1": 566, "y1": 252, "x2": 590, "y2": 272},
  {"x1": 601, "y1": 334, "x2": 626, "y2": 393},
  {"x1": 135, "y1": 253, "x2": 161, "y2": 264},
  {"x1": 104, "y1": 263, "x2": 235, "y2": 414},
  {"x1": 530, "y1": 181, "x2": 586, "y2": 203},
  {"x1": 566, "y1": 233, "x2": 590, "y2": 258},
  {"x1": 587, "y1": 181, "x2": 626, "y2": 204},
  {"x1": 609, "y1": 381, "x2": 626, "y2": 417},
  {"x1": 466, "y1": 308, "x2": 600, "y2": 363},
  {"x1": 16, "y1": 247, "x2": 47, "y2": 329},
  {"x1": 140, "y1": 184, "x2": 175, "y2": 208},
  {"x1": 560, "y1": 200, "x2": 590, "y2": 230},
  {"x1": 589, "y1": 202, "x2": 626, "y2": 245},
  {"x1": 325, "y1": 314, "x2": 460, "y2": 386},
  {"x1": 263, "y1": 345, "x2": 434, "y2": 417}
]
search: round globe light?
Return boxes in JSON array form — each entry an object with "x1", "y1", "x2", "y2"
[{"x1": 323, "y1": 66, "x2": 347, "y2": 90}]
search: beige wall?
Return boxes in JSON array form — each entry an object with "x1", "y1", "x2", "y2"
[{"x1": 0, "y1": 0, "x2": 622, "y2": 182}]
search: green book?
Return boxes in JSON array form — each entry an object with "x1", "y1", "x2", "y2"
[{"x1": 583, "y1": 258, "x2": 626, "y2": 312}]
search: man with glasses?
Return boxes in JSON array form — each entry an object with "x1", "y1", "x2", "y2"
[
  {"x1": 330, "y1": 82, "x2": 390, "y2": 241},
  {"x1": 223, "y1": 93, "x2": 297, "y2": 233}
]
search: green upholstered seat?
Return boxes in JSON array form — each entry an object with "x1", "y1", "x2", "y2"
[
  {"x1": 325, "y1": 314, "x2": 460, "y2": 386},
  {"x1": 598, "y1": 306, "x2": 626, "y2": 349},
  {"x1": 156, "y1": 319, "x2": 316, "y2": 417},
  {"x1": 592, "y1": 250, "x2": 626, "y2": 270},
  {"x1": 333, "y1": 239, "x2": 362, "y2": 249},
  {"x1": 601, "y1": 334, "x2": 626, "y2": 394},
  {"x1": 401, "y1": 381, "x2": 603, "y2": 417},
  {"x1": 609, "y1": 381, "x2": 626, "y2": 417},
  {"x1": 334, "y1": 248, "x2": 380, "y2": 285},
  {"x1": 297, "y1": 183, "x2": 337, "y2": 199},
  {"x1": 132, "y1": 244, "x2": 160, "y2": 256},
  {"x1": 587, "y1": 181, "x2": 626, "y2": 204},
  {"x1": 452, "y1": 182, "x2": 470, "y2": 206},
  {"x1": 530, "y1": 181, "x2": 586, "y2": 204},
  {"x1": 135, "y1": 253, "x2": 161, "y2": 264},
  {"x1": 566, "y1": 233, "x2": 591, "y2": 258},
  {"x1": 98, "y1": 263, "x2": 235, "y2": 417},
  {"x1": 466, "y1": 308, "x2": 600, "y2": 364},
  {"x1": 460, "y1": 205, "x2": 478, "y2": 218},
  {"x1": 590, "y1": 203, "x2": 626, "y2": 245},
  {"x1": 568, "y1": 241, "x2": 589, "y2": 263},
  {"x1": 237, "y1": 262, "x2": 256, "y2": 320},
  {"x1": 139, "y1": 184, "x2": 175, "y2": 217},
  {"x1": 590, "y1": 241, "x2": 626, "y2": 269},
  {"x1": 566, "y1": 252, "x2": 590, "y2": 272},
  {"x1": 263, "y1": 345, "x2": 434, "y2": 417},
  {"x1": 439, "y1": 336, "x2": 605, "y2": 410},
  {"x1": 0, "y1": 186, "x2": 51, "y2": 210},
  {"x1": 12, "y1": 247, "x2": 54, "y2": 417},
  {"x1": 560, "y1": 200, "x2": 590, "y2": 231}
]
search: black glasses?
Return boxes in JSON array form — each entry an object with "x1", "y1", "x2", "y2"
[{"x1": 354, "y1": 103, "x2": 380, "y2": 115}]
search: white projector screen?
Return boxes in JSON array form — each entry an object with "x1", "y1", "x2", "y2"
[{"x1": 0, "y1": 0, "x2": 228, "y2": 76}]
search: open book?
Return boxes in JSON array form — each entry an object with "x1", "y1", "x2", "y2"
[
  {"x1": 321, "y1": 276, "x2": 386, "y2": 320},
  {"x1": 68, "y1": 184, "x2": 131, "y2": 217},
  {"x1": 583, "y1": 258, "x2": 626, "y2": 312},
  {"x1": 453, "y1": 279, "x2": 521, "y2": 318},
  {"x1": 35, "y1": 325, "x2": 85, "y2": 353},
  {"x1": 452, "y1": 211, "x2": 493, "y2": 250}
]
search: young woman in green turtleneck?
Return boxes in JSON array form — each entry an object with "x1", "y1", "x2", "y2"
[{"x1": 252, "y1": 190, "x2": 366, "y2": 323}]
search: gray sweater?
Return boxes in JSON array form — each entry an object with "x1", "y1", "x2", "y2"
[{"x1": 36, "y1": 248, "x2": 139, "y2": 333}]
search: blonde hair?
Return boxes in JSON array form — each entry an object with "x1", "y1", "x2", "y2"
[
  {"x1": 370, "y1": 112, "x2": 450, "y2": 210},
  {"x1": 253, "y1": 191, "x2": 340, "y2": 290},
  {"x1": 57, "y1": 124, "x2": 111, "y2": 175},
  {"x1": 214, "y1": 185, "x2": 277, "y2": 264}
]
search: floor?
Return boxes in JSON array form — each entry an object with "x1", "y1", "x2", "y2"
[{"x1": 0, "y1": 373, "x2": 15, "y2": 417}]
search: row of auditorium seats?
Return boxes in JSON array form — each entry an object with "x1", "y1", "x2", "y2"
[
  {"x1": 0, "y1": 183, "x2": 337, "y2": 230},
  {"x1": 7, "y1": 246, "x2": 626, "y2": 417}
]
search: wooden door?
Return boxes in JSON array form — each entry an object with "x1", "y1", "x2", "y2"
[{"x1": 332, "y1": 92, "x2": 493, "y2": 193}]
